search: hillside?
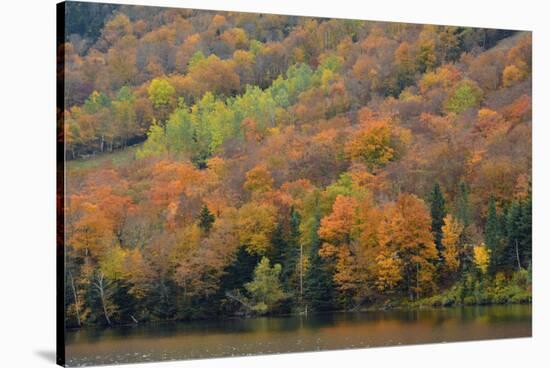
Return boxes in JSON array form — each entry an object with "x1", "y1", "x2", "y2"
[{"x1": 62, "y1": 4, "x2": 532, "y2": 327}]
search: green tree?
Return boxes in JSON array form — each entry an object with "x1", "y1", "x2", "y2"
[
  {"x1": 445, "y1": 80, "x2": 483, "y2": 114},
  {"x1": 274, "y1": 207, "x2": 302, "y2": 301},
  {"x1": 521, "y1": 190, "x2": 532, "y2": 267},
  {"x1": 188, "y1": 51, "x2": 206, "y2": 69},
  {"x1": 304, "y1": 208, "x2": 334, "y2": 312},
  {"x1": 198, "y1": 205, "x2": 215, "y2": 234},
  {"x1": 245, "y1": 257, "x2": 287, "y2": 314},
  {"x1": 83, "y1": 90, "x2": 111, "y2": 114},
  {"x1": 485, "y1": 196, "x2": 500, "y2": 273},
  {"x1": 506, "y1": 202, "x2": 521, "y2": 270},
  {"x1": 505, "y1": 196, "x2": 531, "y2": 271},
  {"x1": 112, "y1": 86, "x2": 137, "y2": 148},
  {"x1": 165, "y1": 103, "x2": 194, "y2": 154},
  {"x1": 455, "y1": 181, "x2": 471, "y2": 228},
  {"x1": 136, "y1": 121, "x2": 167, "y2": 158},
  {"x1": 233, "y1": 85, "x2": 277, "y2": 138},
  {"x1": 429, "y1": 182, "x2": 446, "y2": 258},
  {"x1": 287, "y1": 208, "x2": 302, "y2": 296},
  {"x1": 268, "y1": 223, "x2": 287, "y2": 270},
  {"x1": 148, "y1": 78, "x2": 176, "y2": 109},
  {"x1": 220, "y1": 246, "x2": 259, "y2": 292}
]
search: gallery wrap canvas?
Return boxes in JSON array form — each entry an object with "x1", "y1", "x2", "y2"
[{"x1": 57, "y1": 1, "x2": 532, "y2": 366}]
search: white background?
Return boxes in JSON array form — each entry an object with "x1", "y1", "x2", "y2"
[{"x1": 0, "y1": 0, "x2": 548, "y2": 367}]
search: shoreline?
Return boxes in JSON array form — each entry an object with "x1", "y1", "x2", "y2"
[{"x1": 65, "y1": 301, "x2": 532, "y2": 332}]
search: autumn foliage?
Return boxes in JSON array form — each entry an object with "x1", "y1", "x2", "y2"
[{"x1": 62, "y1": 4, "x2": 531, "y2": 327}]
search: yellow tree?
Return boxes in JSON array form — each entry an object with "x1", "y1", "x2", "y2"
[
  {"x1": 99, "y1": 245, "x2": 128, "y2": 281},
  {"x1": 180, "y1": 54, "x2": 240, "y2": 100},
  {"x1": 473, "y1": 243, "x2": 491, "y2": 275},
  {"x1": 238, "y1": 202, "x2": 277, "y2": 255},
  {"x1": 345, "y1": 118, "x2": 410, "y2": 172},
  {"x1": 441, "y1": 214, "x2": 463, "y2": 273},
  {"x1": 374, "y1": 251, "x2": 403, "y2": 292},
  {"x1": 244, "y1": 163, "x2": 274, "y2": 197}
]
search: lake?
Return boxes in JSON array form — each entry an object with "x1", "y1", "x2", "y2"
[{"x1": 65, "y1": 304, "x2": 531, "y2": 366}]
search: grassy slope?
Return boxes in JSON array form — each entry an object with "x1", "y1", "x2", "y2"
[{"x1": 66, "y1": 144, "x2": 141, "y2": 172}]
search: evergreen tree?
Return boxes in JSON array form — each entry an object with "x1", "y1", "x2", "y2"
[
  {"x1": 269, "y1": 223, "x2": 287, "y2": 269},
  {"x1": 429, "y1": 182, "x2": 446, "y2": 257},
  {"x1": 452, "y1": 181, "x2": 472, "y2": 273},
  {"x1": 274, "y1": 208, "x2": 302, "y2": 291},
  {"x1": 304, "y1": 208, "x2": 334, "y2": 312},
  {"x1": 198, "y1": 205, "x2": 215, "y2": 234},
  {"x1": 215, "y1": 245, "x2": 261, "y2": 315},
  {"x1": 267, "y1": 208, "x2": 302, "y2": 312},
  {"x1": 485, "y1": 196, "x2": 500, "y2": 274},
  {"x1": 505, "y1": 195, "x2": 531, "y2": 271},
  {"x1": 287, "y1": 207, "x2": 302, "y2": 295},
  {"x1": 455, "y1": 180, "x2": 472, "y2": 227},
  {"x1": 289, "y1": 207, "x2": 301, "y2": 251},
  {"x1": 219, "y1": 246, "x2": 261, "y2": 293},
  {"x1": 520, "y1": 190, "x2": 532, "y2": 267},
  {"x1": 496, "y1": 205, "x2": 509, "y2": 269},
  {"x1": 505, "y1": 201, "x2": 523, "y2": 271}
]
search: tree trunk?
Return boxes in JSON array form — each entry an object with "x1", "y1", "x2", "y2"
[
  {"x1": 515, "y1": 239, "x2": 523, "y2": 271},
  {"x1": 406, "y1": 268, "x2": 413, "y2": 301},
  {"x1": 93, "y1": 273, "x2": 112, "y2": 326},
  {"x1": 225, "y1": 291, "x2": 253, "y2": 312},
  {"x1": 68, "y1": 271, "x2": 81, "y2": 327},
  {"x1": 299, "y1": 243, "x2": 303, "y2": 299},
  {"x1": 100, "y1": 290, "x2": 111, "y2": 326},
  {"x1": 416, "y1": 263, "x2": 420, "y2": 301}
]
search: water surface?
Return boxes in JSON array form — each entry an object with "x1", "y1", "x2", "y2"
[{"x1": 65, "y1": 304, "x2": 531, "y2": 366}]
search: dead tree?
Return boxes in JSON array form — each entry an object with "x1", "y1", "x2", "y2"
[{"x1": 92, "y1": 271, "x2": 112, "y2": 326}]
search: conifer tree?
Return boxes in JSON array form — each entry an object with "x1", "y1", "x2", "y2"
[
  {"x1": 304, "y1": 208, "x2": 334, "y2": 312},
  {"x1": 505, "y1": 196, "x2": 531, "y2": 272},
  {"x1": 280, "y1": 208, "x2": 301, "y2": 291},
  {"x1": 506, "y1": 201, "x2": 523, "y2": 271},
  {"x1": 455, "y1": 181, "x2": 471, "y2": 228},
  {"x1": 269, "y1": 223, "x2": 286, "y2": 268},
  {"x1": 220, "y1": 246, "x2": 260, "y2": 293},
  {"x1": 429, "y1": 183, "x2": 446, "y2": 258},
  {"x1": 453, "y1": 181, "x2": 473, "y2": 273},
  {"x1": 485, "y1": 196, "x2": 500, "y2": 273},
  {"x1": 521, "y1": 190, "x2": 532, "y2": 267},
  {"x1": 198, "y1": 205, "x2": 215, "y2": 234},
  {"x1": 289, "y1": 208, "x2": 302, "y2": 293}
]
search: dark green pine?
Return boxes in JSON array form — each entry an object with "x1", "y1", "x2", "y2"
[
  {"x1": 429, "y1": 182, "x2": 446, "y2": 257},
  {"x1": 198, "y1": 205, "x2": 215, "y2": 234},
  {"x1": 485, "y1": 196, "x2": 500, "y2": 274},
  {"x1": 304, "y1": 208, "x2": 334, "y2": 312}
]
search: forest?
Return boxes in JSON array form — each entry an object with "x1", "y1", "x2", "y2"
[{"x1": 61, "y1": 3, "x2": 532, "y2": 328}]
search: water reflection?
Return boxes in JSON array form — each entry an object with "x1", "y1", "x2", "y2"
[{"x1": 65, "y1": 304, "x2": 531, "y2": 367}]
